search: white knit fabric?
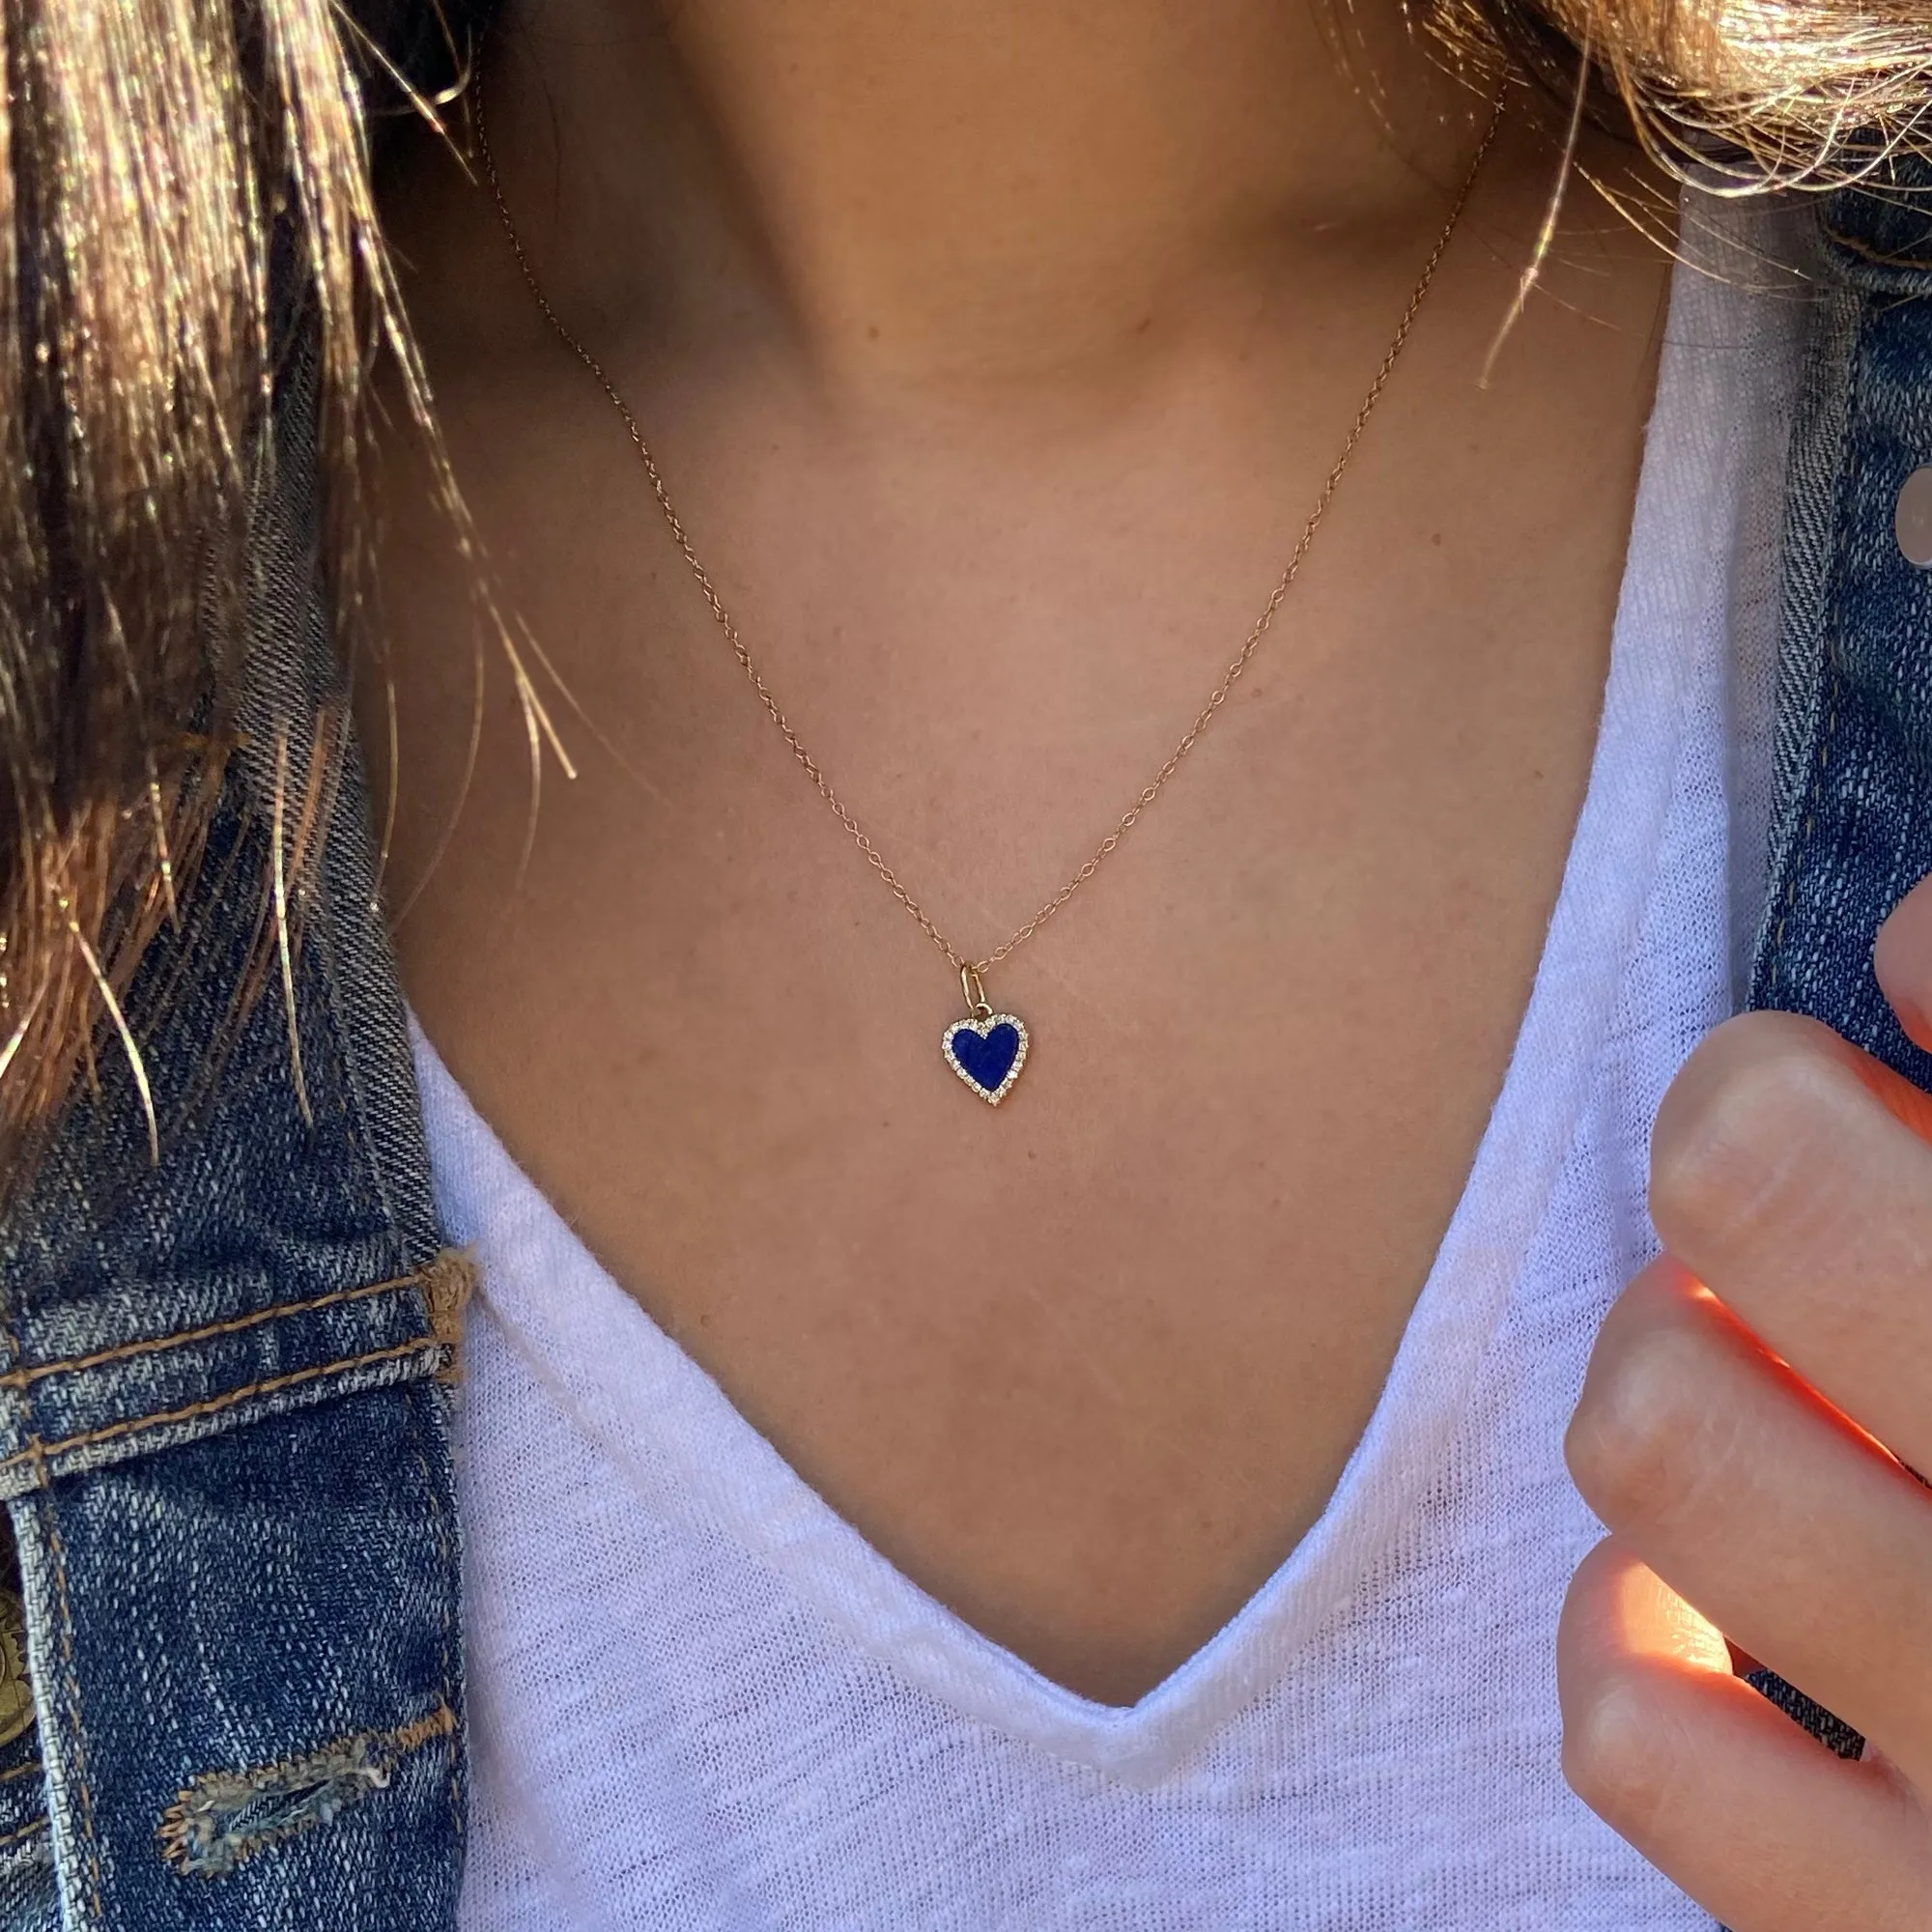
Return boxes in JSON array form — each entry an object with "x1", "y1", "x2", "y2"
[{"x1": 429, "y1": 202, "x2": 1804, "y2": 1931}]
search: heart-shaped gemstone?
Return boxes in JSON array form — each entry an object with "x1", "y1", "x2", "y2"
[{"x1": 941, "y1": 1013, "x2": 1030, "y2": 1105}]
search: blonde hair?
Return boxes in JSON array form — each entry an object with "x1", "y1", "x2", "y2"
[
  {"x1": 0, "y1": 0, "x2": 1926, "y2": 1166},
  {"x1": 1446, "y1": 0, "x2": 1932, "y2": 184}
]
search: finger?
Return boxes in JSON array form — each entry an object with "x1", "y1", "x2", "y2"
[
  {"x1": 1560, "y1": 1537, "x2": 1932, "y2": 1932},
  {"x1": 1874, "y1": 870, "x2": 1932, "y2": 1055},
  {"x1": 1649, "y1": 1009, "x2": 1932, "y2": 1474},
  {"x1": 1566, "y1": 1261, "x2": 1932, "y2": 1786}
]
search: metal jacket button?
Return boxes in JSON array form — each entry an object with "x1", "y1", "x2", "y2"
[
  {"x1": 0, "y1": 1590, "x2": 35, "y2": 1748},
  {"x1": 1898, "y1": 465, "x2": 1932, "y2": 568}
]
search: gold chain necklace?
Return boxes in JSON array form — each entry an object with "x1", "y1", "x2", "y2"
[{"x1": 475, "y1": 91, "x2": 1500, "y2": 1106}]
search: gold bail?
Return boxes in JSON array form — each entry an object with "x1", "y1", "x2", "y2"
[{"x1": 960, "y1": 964, "x2": 993, "y2": 1019}]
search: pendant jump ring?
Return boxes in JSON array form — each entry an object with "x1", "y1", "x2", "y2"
[{"x1": 960, "y1": 964, "x2": 993, "y2": 1019}]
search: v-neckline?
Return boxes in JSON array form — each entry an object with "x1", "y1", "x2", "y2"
[
  {"x1": 413, "y1": 584, "x2": 1691, "y2": 1783},
  {"x1": 415, "y1": 224, "x2": 1739, "y2": 1780}
]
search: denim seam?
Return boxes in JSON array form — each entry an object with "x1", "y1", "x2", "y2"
[
  {"x1": 1768, "y1": 321, "x2": 1860, "y2": 1000},
  {"x1": 35, "y1": 1492, "x2": 104, "y2": 1926},
  {"x1": 1819, "y1": 222, "x2": 1932, "y2": 279},
  {"x1": 296, "y1": 693, "x2": 411, "y2": 1260},
  {"x1": 0, "y1": 1336, "x2": 445, "y2": 1477},
  {"x1": 0, "y1": 1267, "x2": 438, "y2": 1388},
  {"x1": 1769, "y1": 666, "x2": 1848, "y2": 997},
  {"x1": 296, "y1": 711, "x2": 396, "y2": 1249},
  {"x1": 1754, "y1": 266, "x2": 1861, "y2": 985},
  {"x1": 233, "y1": 371, "x2": 423, "y2": 1256},
  {"x1": 0, "y1": 1278, "x2": 106, "y2": 1928},
  {"x1": 409, "y1": 1401, "x2": 463, "y2": 1848},
  {"x1": 1762, "y1": 273, "x2": 1864, "y2": 1002}
]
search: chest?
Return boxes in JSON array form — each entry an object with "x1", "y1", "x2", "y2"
[{"x1": 373, "y1": 232, "x2": 1666, "y2": 1701}]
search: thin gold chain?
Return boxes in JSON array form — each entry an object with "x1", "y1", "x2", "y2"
[{"x1": 475, "y1": 92, "x2": 1501, "y2": 982}]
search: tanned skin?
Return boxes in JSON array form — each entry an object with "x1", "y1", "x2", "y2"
[{"x1": 371, "y1": 6, "x2": 1932, "y2": 1921}]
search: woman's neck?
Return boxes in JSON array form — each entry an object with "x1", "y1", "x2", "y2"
[{"x1": 475, "y1": 0, "x2": 1495, "y2": 396}]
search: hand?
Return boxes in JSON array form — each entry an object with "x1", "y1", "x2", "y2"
[{"x1": 1558, "y1": 873, "x2": 1932, "y2": 1930}]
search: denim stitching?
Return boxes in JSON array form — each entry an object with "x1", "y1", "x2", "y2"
[
  {"x1": 1820, "y1": 222, "x2": 1932, "y2": 276},
  {"x1": 409, "y1": 1405, "x2": 464, "y2": 1845},
  {"x1": 296, "y1": 700, "x2": 407, "y2": 1249},
  {"x1": 1767, "y1": 294, "x2": 1864, "y2": 1001},
  {"x1": 36, "y1": 1492, "x2": 104, "y2": 1925},
  {"x1": 0, "y1": 1275, "x2": 105, "y2": 1925},
  {"x1": 0, "y1": 1266, "x2": 440, "y2": 1388},
  {"x1": 0, "y1": 1808, "x2": 47, "y2": 1855},
  {"x1": 1769, "y1": 673, "x2": 1844, "y2": 998},
  {"x1": 0, "y1": 1760, "x2": 43, "y2": 1788},
  {"x1": 1754, "y1": 266, "x2": 1861, "y2": 993},
  {"x1": 0, "y1": 1336, "x2": 444, "y2": 1476},
  {"x1": 157, "y1": 1702, "x2": 456, "y2": 1879}
]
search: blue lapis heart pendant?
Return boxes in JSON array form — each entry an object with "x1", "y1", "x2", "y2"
[
  {"x1": 942, "y1": 967, "x2": 1029, "y2": 1106},
  {"x1": 943, "y1": 1012, "x2": 1029, "y2": 1106}
]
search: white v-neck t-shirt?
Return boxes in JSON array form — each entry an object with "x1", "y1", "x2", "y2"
[{"x1": 428, "y1": 201, "x2": 1804, "y2": 1930}]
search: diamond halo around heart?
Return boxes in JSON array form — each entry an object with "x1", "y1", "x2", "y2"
[{"x1": 941, "y1": 1012, "x2": 1030, "y2": 1106}]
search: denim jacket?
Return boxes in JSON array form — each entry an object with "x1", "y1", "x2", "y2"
[{"x1": 0, "y1": 166, "x2": 1927, "y2": 1929}]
